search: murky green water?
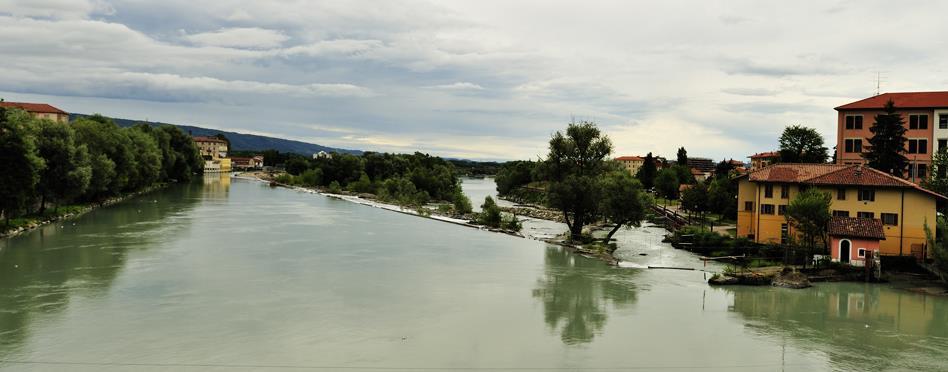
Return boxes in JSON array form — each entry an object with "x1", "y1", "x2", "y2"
[{"x1": 0, "y1": 177, "x2": 946, "y2": 371}]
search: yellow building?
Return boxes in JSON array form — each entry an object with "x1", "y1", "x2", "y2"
[
  {"x1": 736, "y1": 164, "x2": 946, "y2": 257},
  {"x1": 193, "y1": 136, "x2": 231, "y2": 173},
  {"x1": 0, "y1": 102, "x2": 69, "y2": 123},
  {"x1": 615, "y1": 156, "x2": 645, "y2": 176}
]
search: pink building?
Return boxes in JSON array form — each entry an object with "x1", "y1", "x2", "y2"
[{"x1": 828, "y1": 216, "x2": 885, "y2": 266}]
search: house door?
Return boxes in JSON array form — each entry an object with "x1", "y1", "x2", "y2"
[{"x1": 840, "y1": 240, "x2": 851, "y2": 263}]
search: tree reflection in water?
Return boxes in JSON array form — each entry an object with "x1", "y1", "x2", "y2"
[
  {"x1": 532, "y1": 246, "x2": 638, "y2": 345},
  {"x1": 0, "y1": 182, "x2": 201, "y2": 359}
]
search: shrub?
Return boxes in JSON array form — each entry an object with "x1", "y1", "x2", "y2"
[
  {"x1": 477, "y1": 196, "x2": 503, "y2": 227},
  {"x1": 452, "y1": 191, "x2": 473, "y2": 214},
  {"x1": 328, "y1": 181, "x2": 342, "y2": 194},
  {"x1": 299, "y1": 169, "x2": 321, "y2": 187},
  {"x1": 502, "y1": 213, "x2": 522, "y2": 231}
]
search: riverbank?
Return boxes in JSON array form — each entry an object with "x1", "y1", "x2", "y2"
[{"x1": 0, "y1": 183, "x2": 168, "y2": 240}]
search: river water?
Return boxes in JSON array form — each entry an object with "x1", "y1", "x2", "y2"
[{"x1": 0, "y1": 177, "x2": 946, "y2": 371}]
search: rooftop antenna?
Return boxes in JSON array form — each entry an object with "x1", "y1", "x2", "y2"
[{"x1": 875, "y1": 72, "x2": 887, "y2": 96}]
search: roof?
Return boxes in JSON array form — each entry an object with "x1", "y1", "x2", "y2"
[
  {"x1": 0, "y1": 102, "x2": 67, "y2": 114},
  {"x1": 745, "y1": 163, "x2": 948, "y2": 200},
  {"x1": 835, "y1": 91, "x2": 948, "y2": 110},
  {"x1": 192, "y1": 136, "x2": 227, "y2": 144},
  {"x1": 615, "y1": 156, "x2": 644, "y2": 161},
  {"x1": 828, "y1": 217, "x2": 886, "y2": 240},
  {"x1": 750, "y1": 151, "x2": 780, "y2": 159},
  {"x1": 690, "y1": 168, "x2": 706, "y2": 176}
]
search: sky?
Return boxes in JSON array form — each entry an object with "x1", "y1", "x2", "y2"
[{"x1": 1, "y1": 0, "x2": 947, "y2": 161}]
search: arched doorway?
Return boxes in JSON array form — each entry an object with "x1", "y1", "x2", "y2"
[{"x1": 839, "y1": 240, "x2": 851, "y2": 263}]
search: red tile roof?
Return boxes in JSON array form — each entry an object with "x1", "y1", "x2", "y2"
[
  {"x1": 0, "y1": 102, "x2": 67, "y2": 114},
  {"x1": 835, "y1": 91, "x2": 948, "y2": 110},
  {"x1": 192, "y1": 136, "x2": 227, "y2": 144},
  {"x1": 615, "y1": 156, "x2": 644, "y2": 161},
  {"x1": 828, "y1": 217, "x2": 886, "y2": 240},
  {"x1": 749, "y1": 151, "x2": 780, "y2": 159},
  {"x1": 744, "y1": 163, "x2": 948, "y2": 200}
]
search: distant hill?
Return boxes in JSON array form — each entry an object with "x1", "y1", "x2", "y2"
[{"x1": 69, "y1": 114, "x2": 362, "y2": 156}]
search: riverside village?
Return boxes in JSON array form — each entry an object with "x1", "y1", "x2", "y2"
[{"x1": 2, "y1": 3, "x2": 948, "y2": 371}]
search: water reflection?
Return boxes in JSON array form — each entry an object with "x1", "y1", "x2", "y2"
[
  {"x1": 533, "y1": 246, "x2": 638, "y2": 344},
  {"x1": 0, "y1": 183, "x2": 202, "y2": 358},
  {"x1": 725, "y1": 283, "x2": 948, "y2": 370}
]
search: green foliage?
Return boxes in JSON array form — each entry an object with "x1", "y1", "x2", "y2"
[
  {"x1": 680, "y1": 181, "x2": 709, "y2": 215},
  {"x1": 654, "y1": 168, "x2": 680, "y2": 200},
  {"x1": 599, "y1": 171, "x2": 649, "y2": 242},
  {"x1": 707, "y1": 177, "x2": 737, "y2": 219},
  {"x1": 274, "y1": 173, "x2": 295, "y2": 185},
  {"x1": 285, "y1": 157, "x2": 310, "y2": 176},
  {"x1": 672, "y1": 164, "x2": 695, "y2": 185},
  {"x1": 785, "y1": 187, "x2": 832, "y2": 268},
  {"x1": 346, "y1": 173, "x2": 375, "y2": 193},
  {"x1": 778, "y1": 125, "x2": 829, "y2": 163},
  {"x1": 924, "y1": 218, "x2": 948, "y2": 277},
  {"x1": 31, "y1": 119, "x2": 91, "y2": 212},
  {"x1": 675, "y1": 225, "x2": 728, "y2": 248},
  {"x1": 676, "y1": 147, "x2": 688, "y2": 166},
  {"x1": 377, "y1": 177, "x2": 429, "y2": 206},
  {"x1": 452, "y1": 190, "x2": 473, "y2": 214},
  {"x1": 502, "y1": 213, "x2": 522, "y2": 231},
  {"x1": 299, "y1": 169, "x2": 322, "y2": 187},
  {"x1": 925, "y1": 149, "x2": 948, "y2": 203},
  {"x1": 477, "y1": 196, "x2": 503, "y2": 227},
  {"x1": 495, "y1": 160, "x2": 538, "y2": 195},
  {"x1": 0, "y1": 108, "x2": 45, "y2": 225},
  {"x1": 636, "y1": 152, "x2": 657, "y2": 189},
  {"x1": 864, "y1": 99, "x2": 909, "y2": 177},
  {"x1": 328, "y1": 181, "x2": 342, "y2": 194},
  {"x1": 544, "y1": 121, "x2": 613, "y2": 240}
]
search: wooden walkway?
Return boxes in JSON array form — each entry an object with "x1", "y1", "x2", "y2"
[{"x1": 650, "y1": 205, "x2": 688, "y2": 231}]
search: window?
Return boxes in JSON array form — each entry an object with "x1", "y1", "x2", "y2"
[
  {"x1": 857, "y1": 211, "x2": 875, "y2": 219},
  {"x1": 837, "y1": 188, "x2": 846, "y2": 200},
  {"x1": 761, "y1": 204, "x2": 775, "y2": 215},
  {"x1": 941, "y1": 114, "x2": 948, "y2": 130},
  {"x1": 908, "y1": 139, "x2": 928, "y2": 154},
  {"x1": 833, "y1": 210, "x2": 850, "y2": 217},
  {"x1": 764, "y1": 184, "x2": 773, "y2": 198},
  {"x1": 917, "y1": 164, "x2": 927, "y2": 179},
  {"x1": 781, "y1": 223, "x2": 789, "y2": 245},
  {"x1": 858, "y1": 248, "x2": 866, "y2": 258},
  {"x1": 778, "y1": 205, "x2": 787, "y2": 215},
  {"x1": 780, "y1": 185, "x2": 789, "y2": 199},
  {"x1": 939, "y1": 139, "x2": 948, "y2": 152},
  {"x1": 881, "y1": 213, "x2": 898, "y2": 226},
  {"x1": 858, "y1": 189, "x2": 875, "y2": 202},
  {"x1": 909, "y1": 114, "x2": 929, "y2": 130},
  {"x1": 744, "y1": 201, "x2": 754, "y2": 212},
  {"x1": 844, "y1": 139, "x2": 863, "y2": 153},
  {"x1": 845, "y1": 115, "x2": 863, "y2": 130}
]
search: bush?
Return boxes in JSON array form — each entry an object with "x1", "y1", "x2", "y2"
[
  {"x1": 347, "y1": 173, "x2": 375, "y2": 194},
  {"x1": 299, "y1": 169, "x2": 321, "y2": 187},
  {"x1": 328, "y1": 181, "x2": 342, "y2": 193},
  {"x1": 477, "y1": 196, "x2": 503, "y2": 227},
  {"x1": 452, "y1": 191, "x2": 473, "y2": 214},
  {"x1": 502, "y1": 214, "x2": 522, "y2": 231},
  {"x1": 274, "y1": 173, "x2": 295, "y2": 185}
]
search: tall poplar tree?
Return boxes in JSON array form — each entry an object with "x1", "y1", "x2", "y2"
[
  {"x1": 636, "y1": 152, "x2": 657, "y2": 189},
  {"x1": 676, "y1": 147, "x2": 688, "y2": 166},
  {"x1": 863, "y1": 100, "x2": 908, "y2": 177}
]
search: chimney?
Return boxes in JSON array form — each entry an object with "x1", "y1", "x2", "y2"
[{"x1": 854, "y1": 166, "x2": 862, "y2": 177}]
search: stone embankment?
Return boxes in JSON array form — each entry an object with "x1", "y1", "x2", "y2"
[{"x1": 709, "y1": 267, "x2": 811, "y2": 289}]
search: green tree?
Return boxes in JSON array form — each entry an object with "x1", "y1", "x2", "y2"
[
  {"x1": 924, "y1": 218, "x2": 948, "y2": 278},
  {"x1": 477, "y1": 196, "x2": 503, "y2": 227},
  {"x1": 32, "y1": 119, "x2": 91, "y2": 212},
  {"x1": 544, "y1": 121, "x2": 613, "y2": 240},
  {"x1": 714, "y1": 159, "x2": 734, "y2": 179},
  {"x1": 864, "y1": 100, "x2": 909, "y2": 177},
  {"x1": 635, "y1": 152, "x2": 657, "y2": 189},
  {"x1": 926, "y1": 150, "x2": 948, "y2": 211},
  {"x1": 495, "y1": 160, "x2": 537, "y2": 195},
  {"x1": 654, "y1": 168, "x2": 680, "y2": 200},
  {"x1": 707, "y1": 177, "x2": 737, "y2": 219},
  {"x1": 680, "y1": 181, "x2": 709, "y2": 220},
  {"x1": 784, "y1": 188, "x2": 832, "y2": 268},
  {"x1": 778, "y1": 125, "x2": 829, "y2": 163},
  {"x1": 126, "y1": 127, "x2": 162, "y2": 190},
  {"x1": 0, "y1": 108, "x2": 45, "y2": 225},
  {"x1": 159, "y1": 125, "x2": 203, "y2": 181},
  {"x1": 672, "y1": 164, "x2": 695, "y2": 185},
  {"x1": 599, "y1": 171, "x2": 649, "y2": 242},
  {"x1": 285, "y1": 157, "x2": 310, "y2": 176},
  {"x1": 452, "y1": 190, "x2": 473, "y2": 214},
  {"x1": 72, "y1": 115, "x2": 137, "y2": 196},
  {"x1": 676, "y1": 147, "x2": 688, "y2": 166}
]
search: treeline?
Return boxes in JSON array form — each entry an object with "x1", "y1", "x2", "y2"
[
  {"x1": 0, "y1": 108, "x2": 203, "y2": 226},
  {"x1": 274, "y1": 151, "x2": 471, "y2": 212}
]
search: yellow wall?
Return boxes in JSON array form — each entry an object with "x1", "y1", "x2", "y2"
[{"x1": 736, "y1": 180, "x2": 937, "y2": 256}]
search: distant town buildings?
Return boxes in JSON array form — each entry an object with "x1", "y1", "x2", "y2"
[
  {"x1": 230, "y1": 155, "x2": 264, "y2": 170},
  {"x1": 615, "y1": 156, "x2": 646, "y2": 176},
  {"x1": 749, "y1": 151, "x2": 779, "y2": 170},
  {"x1": 314, "y1": 151, "x2": 332, "y2": 159},
  {"x1": 193, "y1": 136, "x2": 231, "y2": 173},
  {"x1": 835, "y1": 91, "x2": 948, "y2": 180},
  {"x1": 0, "y1": 101, "x2": 69, "y2": 123}
]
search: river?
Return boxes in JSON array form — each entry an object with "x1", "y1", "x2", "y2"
[{"x1": 0, "y1": 176, "x2": 946, "y2": 371}]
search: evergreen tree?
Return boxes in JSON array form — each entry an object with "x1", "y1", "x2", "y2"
[
  {"x1": 778, "y1": 125, "x2": 828, "y2": 163},
  {"x1": 0, "y1": 108, "x2": 45, "y2": 225},
  {"x1": 864, "y1": 100, "x2": 908, "y2": 177},
  {"x1": 636, "y1": 152, "x2": 657, "y2": 189},
  {"x1": 676, "y1": 147, "x2": 688, "y2": 166}
]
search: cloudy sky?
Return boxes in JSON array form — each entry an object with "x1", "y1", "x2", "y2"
[{"x1": 2, "y1": 0, "x2": 947, "y2": 161}]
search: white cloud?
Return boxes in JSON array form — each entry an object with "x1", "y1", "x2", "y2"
[
  {"x1": 425, "y1": 82, "x2": 484, "y2": 90},
  {"x1": 184, "y1": 27, "x2": 289, "y2": 49}
]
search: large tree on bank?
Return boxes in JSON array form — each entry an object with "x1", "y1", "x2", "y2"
[
  {"x1": 0, "y1": 108, "x2": 45, "y2": 226},
  {"x1": 599, "y1": 171, "x2": 649, "y2": 243},
  {"x1": 545, "y1": 121, "x2": 613, "y2": 241},
  {"x1": 784, "y1": 188, "x2": 832, "y2": 268},
  {"x1": 778, "y1": 125, "x2": 828, "y2": 163},
  {"x1": 864, "y1": 100, "x2": 909, "y2": 177}
]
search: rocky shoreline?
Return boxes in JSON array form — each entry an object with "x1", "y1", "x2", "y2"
[{"x1": 0, "y1": 183, "x2": 168, "y2": 240}]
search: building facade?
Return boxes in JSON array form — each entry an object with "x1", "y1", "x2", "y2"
[
  {"x1": 0, "y1": 102, "x2": 69, "y2": 123},
  {"x1": 835, "y1": 92, "x2": 948, "y2": 180},
  {"x1": 736, "y1": 164, "x2": 945, "y2": 258},
  {"x1": 615, "y1": 156, "x2": 645, "y2": 176},
  {"x1": 193, "y1": 136, "x2": 231, "y2": 173},
  {"x1": 749, "y1": 151, "x2": 779, "y2": 170}
]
